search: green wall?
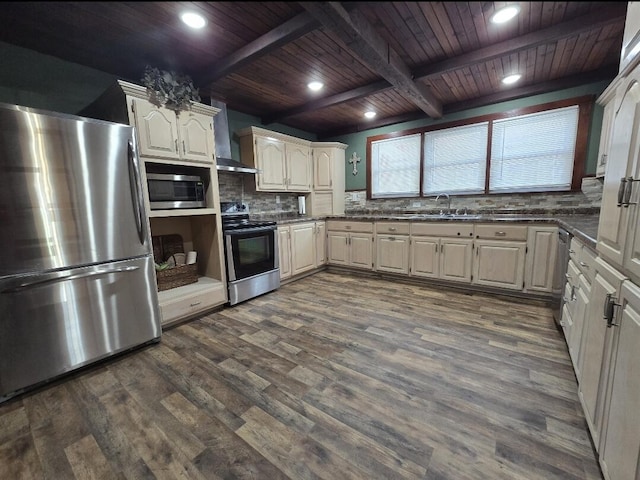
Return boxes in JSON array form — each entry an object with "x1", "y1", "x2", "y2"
[{"x1": 325, "y1": 82, "x2": 609, "y2": 190}]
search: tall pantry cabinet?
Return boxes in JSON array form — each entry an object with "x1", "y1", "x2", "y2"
[
  {"x1": 81, "y1": 80, "x2": 228, "y2": 327},
  {"x1": 586, "y1": 4, "x2": 640, "y2": 479}
]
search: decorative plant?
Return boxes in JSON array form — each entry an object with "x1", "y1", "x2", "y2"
[{"x1": 142, "y1": 65, "x2": 201, "y2": 111}]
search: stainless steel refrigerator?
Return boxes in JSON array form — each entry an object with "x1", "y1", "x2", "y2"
[{"x1": 0, "y1": 103, "x2": 161, "y2": 402}]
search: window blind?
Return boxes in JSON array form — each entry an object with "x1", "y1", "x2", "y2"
[
  {"x1": 423, "y1": 122, "x2": 488, "y2": 195},
  {"x1": 490, "y1": 106, "x2": 578, "y2": 192},
  {"x1": 371, "y1": 133, "x2": 421, "y2": 198}
]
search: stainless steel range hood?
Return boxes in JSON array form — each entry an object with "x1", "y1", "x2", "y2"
[{"x1": 211, "y1": 99, "x2": 259, "y2": 174}]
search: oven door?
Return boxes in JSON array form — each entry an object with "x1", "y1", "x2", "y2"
[{"x1": 225, "y1": 226, "x2": 278, "y2": 282}]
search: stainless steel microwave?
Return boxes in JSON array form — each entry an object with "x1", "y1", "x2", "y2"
[{"x1": 147, "y1": 173, "x2": 206, "y2": 210}]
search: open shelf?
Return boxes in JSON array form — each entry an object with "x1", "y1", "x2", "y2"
[{"x1": 149, "y1": 208, "x2": 218, "y2": 218}]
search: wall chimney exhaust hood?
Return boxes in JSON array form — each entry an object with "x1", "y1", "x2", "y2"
[{"x1": 211, "y1": 99, "x2": 259, "y2": 174}]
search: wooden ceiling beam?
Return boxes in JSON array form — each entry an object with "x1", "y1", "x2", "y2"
[
  {"x1": 271, "y1": 7, "x2": 625, "y2": 125},
  {"x1": 262, "y1": 80, "x2": 391, "y2": 125},
  {"x1": 299, "y1": 1, "x2": 443, "y2": 118},
  {"x1": 196, "y1": 11, "x2": 319, "y2": 87},
  {"x1": 316, "y1": 66, "x2": 617, "y2": 140}
]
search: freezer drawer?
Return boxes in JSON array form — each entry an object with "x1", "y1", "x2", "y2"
[{"x1": 0, "y1": 255, "x2": 161, "y2": 400}]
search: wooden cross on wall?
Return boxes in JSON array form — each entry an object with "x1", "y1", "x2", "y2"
[{"x1": 349, "y1": 152, "x2": 361, "y2": 175}]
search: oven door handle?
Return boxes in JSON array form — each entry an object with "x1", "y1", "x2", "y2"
[{"x1": 224, "y1": 226, "x2": 277, "y2": 235}]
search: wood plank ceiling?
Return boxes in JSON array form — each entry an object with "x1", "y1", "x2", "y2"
[{"x1": 0, "y1": 2, "x2": 627, "y2": 138}]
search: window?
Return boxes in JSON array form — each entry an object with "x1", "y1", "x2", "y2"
[
  {"x1": 490, "y1": 106, "x2": 578, "y2": 192},
  {"x1": 365, "y1": 96, "x2": 590, "y2": 198},
  {"x1": 370, "y1": 133, "x2": 421, "y2": 198},
  {"x1": 423, "y1": 122, "x2": 488, "y2": 195}
]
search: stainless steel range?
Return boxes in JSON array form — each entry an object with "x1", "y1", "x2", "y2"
[{"x1": 221, "y1": 202, "x2": 280, "y2": 305}]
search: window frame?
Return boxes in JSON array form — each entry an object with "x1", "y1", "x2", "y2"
[{"x1": 365, "y1": 95, "x2": 593, "y2": 199}]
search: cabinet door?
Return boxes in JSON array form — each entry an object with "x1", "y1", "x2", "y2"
[
  {"x1": 473, "y1": 240, "x2": 526, "y2": 290},
  {"x1": 278, "y1": 227, "x2": 291, "y2": 280},
  {"x1": 596, "y1": 100, "x2": 614, "y2": 178},
  {"x1": 568, "y1": 275, "x2": 591, "y2": 377},
  {"x1": 525, "y1": 226, "x2": 558, "y2": 293},
  {"x1": 132, "y1": 99, "x2": 179, "y2": 159},
  {"x1": 440, "y1": 238, "x2": 473, "y2": 283},
  {"x1": 327, "y1": 231, "x2": 349, "y2": 265},
  {"x1": 313, "y1": 148, "x2": 333, "y2": 190},
  {"x1": 410, "y1": 236, "x2": 440, "y2": 278},
  {"x1": 597, "y1": 74, "x2": 640, "y2": 268},
  {"x1": 376, "y1": 235, "x2": 409, "y2": 274},
  {"x1": 290, "y1": 223, "x2": 315, "y2": 276},
  {"x1": 599, "y1": 280, "x2": 640, "y2": 480},
  {"x1": 350, "y1": 233, "x2": 373, "y2": 269},
  {"x1": 578, "y1": 264, "x2": 623, "y2": 451},
  {"x1": 315, "y1": 222, "x2": 326, "y2": 267},
  {"x1": 177, "y1": 112, "x2": 213, "y2": 164},
  {"x1": 286, "y1": 143, "x2": 312, "y2": 192},
  {"x1": 255, "y1": 136, "x2": 287, "y2": 191}
]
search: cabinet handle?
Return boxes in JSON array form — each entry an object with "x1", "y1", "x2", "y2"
[
  {"x1": 435, "y1": 244, "x2": 438, "y2": 253},
  {"x1": 345, "y1": 225, "x2": 351, "y2": 230},
  {"x1": 599, "y1": 153, "x2": 607, "y2": 166},
  {"x1": 579, "y1": 261, "x2": 590, "y2": 269},
  {"x1": 569, "y1": 249, "x2": 576, "y2": 254},
  {"x1": 623, "y1": 176, "x2": 634, "y2": 207},
  {"x1": 565, "y1": 273, "x2": 571, "y2": 279},
  {"x1": 388, "y1": 237, "x2": 395, "y2": 241},
  {"x1": 441, "y1": 244, "x2": 444, "y2": 254},
  {"x1": 617, "y1": 177, "x2": 627, "y2": 206},
  {"x1": 190, "y1": 301, "x2": 202, "y2": 307},
  {"x1": 494, "y1": 231, "x2": 506, "y2": 237},
  {"x1": 389, "y1": 227, "x2": 397, "y2": 232},
  {"x1": 175, "y1": 139, "x2": 179, "y2": 153},
  {"x1": 182, "y1": 140, "x2": 186, "y2": 154},
  {"x1": 604, "y1": 293, "x2": 621, "y2": 327}
]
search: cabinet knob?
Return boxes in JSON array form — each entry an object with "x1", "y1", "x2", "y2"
[
  {"x1": 494, "y1": 231, "x2": 506, "y2": 237},
  {"x1": 389, "y1": 227, "x2": 397, "y2": 232}
]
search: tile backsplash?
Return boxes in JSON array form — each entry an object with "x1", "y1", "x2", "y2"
[
  {"x1": 218, "y1": 171, "x2": 300, "y2": 215},
  {"x1": 344, "y1": 177, "x2": 602, "y2": 214},
  {"x1": 219, "y1": 171, "x2": 602, "y2": 216}
]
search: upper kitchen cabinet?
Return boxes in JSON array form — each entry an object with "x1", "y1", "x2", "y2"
[
  {"x1": 131, "y1": 98, "x2": 214, "y2": 164},
  {"x1": 596, "y1": 66, "x2": 640, "y2": 273},
  {"x1": 308, "y1": 143, "x2": 347, "y2": 216},
  {"x1": 595, "y1": 83, "x2": 617, "y2": 179},
  {"x1": 238, "y1": 126, "x2": 312, "y2": 192},
  {"x1": 82, "y1": 81, "x2": 216, "y2": 166},
  {"x1": 620, "y1": 1, "x2": 640, "y2": 74}
]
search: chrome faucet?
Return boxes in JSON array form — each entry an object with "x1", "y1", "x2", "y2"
[{"x1": 434, "y1": 193, "x2": 451, "y2": 215}]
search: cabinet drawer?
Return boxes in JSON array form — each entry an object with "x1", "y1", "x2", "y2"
[
  {"x1": 159, "y1": 284, "x2": 225, "y2": 324},
  {"x1": 410, "y1": 222, "x2": 474, "y2": 238},
  {"x1": 327, "y1": 220, "x2": 373, "y2": 233},
  {"x1": 569, "y1": 237, "x2": 582, "y2": 261},
  {"x1": 578, "y1": 245, "x2": 597, "y2": 284},
  {"x1": 376, "y1": 222, "x2": 410, "y2": 235},
  {"x1": 475, "y1": 224, "x2": 528, "y2": 241},
  {"x1": 566, "y1": 259, "x2": 581, "y2": 287}
]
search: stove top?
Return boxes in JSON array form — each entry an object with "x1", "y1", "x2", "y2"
[{"x1": 221, "y1": 212, "x2": 277, "y2": 231}]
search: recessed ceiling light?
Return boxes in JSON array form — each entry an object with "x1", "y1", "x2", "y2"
[
  {"x1": 490, "y1": 5, "x2": 520, "y2": 24},
  {"x1": 364, "y1": 111, "x2": 376, "y2": 119},
  {"x1": 308, "y1": 81, "x2": 324, "y2": 91},
  {"x1": 181, "y1": 12, "x2": 206, "y2": 29},
  {"x1": 502, "y1": 74, "x2": 522, "y2": 85}
]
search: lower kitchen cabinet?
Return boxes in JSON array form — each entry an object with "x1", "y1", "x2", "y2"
[
  {"x1": 524, "y1": 225, "x2": 558, "y2": 293},
  {"x1": 410, "y1": 222, "x2": 475, "y2": 283},
  {"x1": 327, "y1": 221, "x2": 374, "y2": 270},
  {"x1": 568, "y1": 274, "x2": 591, "y2": 377},
  {"x1": 599, "y1": 279, "x2": 640, "y2": 480},
  {"x1": 278, "y1": 226, "x2": 292, "y2": 280},
  {"x1": 279, "y1": 221, "x2": 326, "y2": 280},
  {"x1": 375, "y1": 222, "x2": 410, "y2": 274},
  {"x1": 472, "y1": 240, "x2": 526, "y2": 290},
  {"x1": 579, "y1": 257, "x2": 627, "y2": 451}
]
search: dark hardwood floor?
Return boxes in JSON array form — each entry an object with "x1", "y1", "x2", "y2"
[{"x1": 0, "y1": 271, "x2": 602, "y2": 479}]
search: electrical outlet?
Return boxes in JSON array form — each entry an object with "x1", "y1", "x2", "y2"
[{"x1": 275, "y1": 195, "x2": 280, "y2": 204}]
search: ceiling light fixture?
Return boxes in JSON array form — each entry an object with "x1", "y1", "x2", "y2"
[
  {"x1": 490, "y1": 5, "x2": 520, "y2": 24},
  {"x1": 502, "y1": 73, "x2": 522, "y2": 85},
  {"x1": 181, "y1": 12, "x2": 206, "y2": 29},
  {"x1": 364, "y1": 111, "x2": 376, "y2": 119},
  {"x1": 308, "y1": 81, "x2": 324, "y2": 91}
]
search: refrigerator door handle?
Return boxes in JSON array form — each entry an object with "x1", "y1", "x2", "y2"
[
  {"x1": 128, "y1": 140, "x2": 146, "y2": 245},
  {"x1": 1, "y1": 266, "x2": 140, "y2": 293}
]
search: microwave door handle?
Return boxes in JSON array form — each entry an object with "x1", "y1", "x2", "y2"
[{"x1": 128, "y1": 140, "x2": 146, "y2": 245}]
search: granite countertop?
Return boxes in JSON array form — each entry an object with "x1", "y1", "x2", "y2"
[{"x1": 252, "y1": 209, "x2": 600, "y2": 249}]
